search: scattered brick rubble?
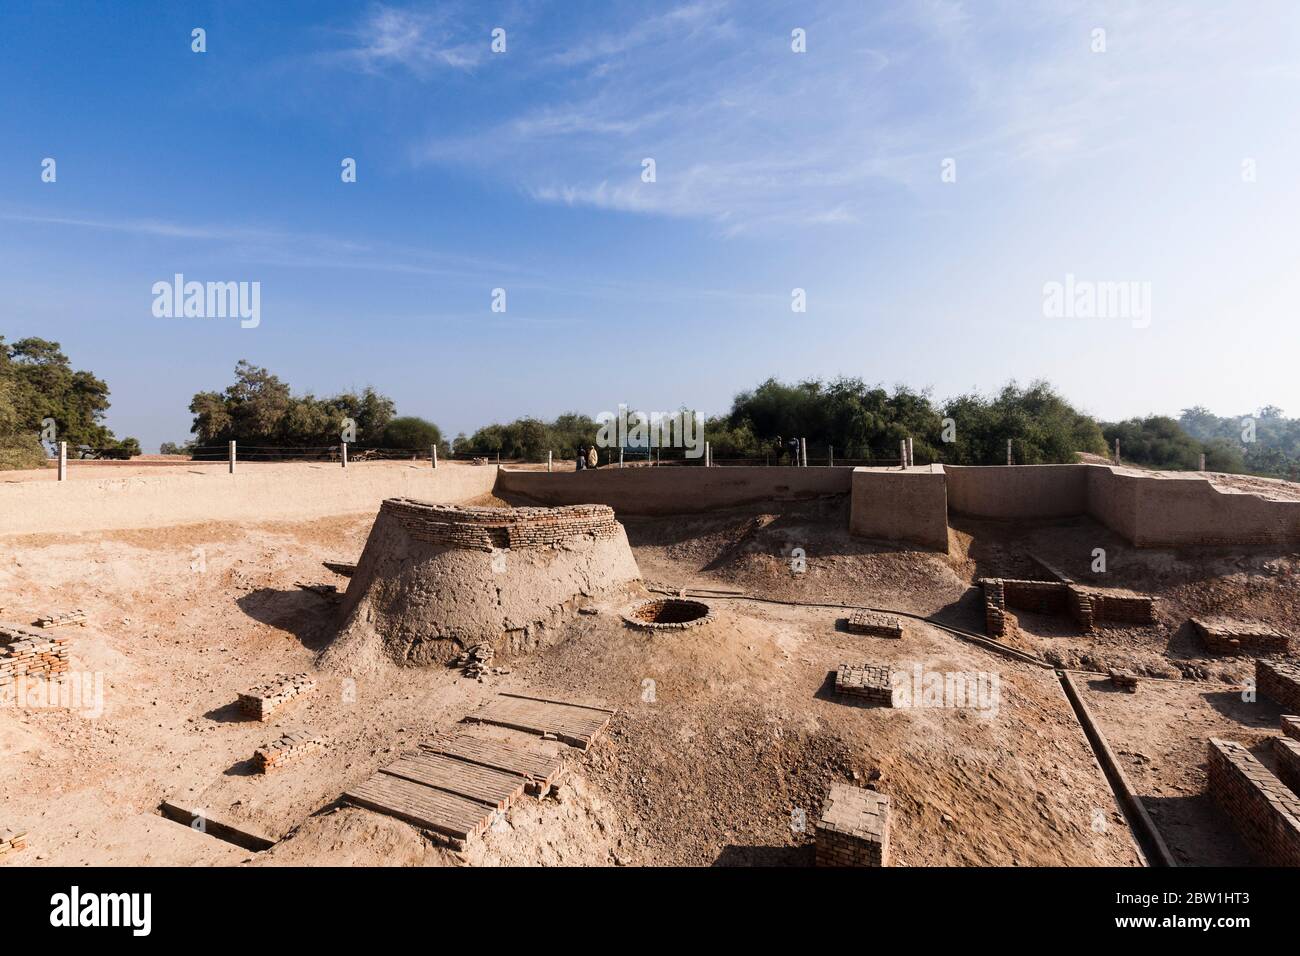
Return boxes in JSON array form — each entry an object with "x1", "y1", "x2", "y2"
[
  {"x1": 980, "y1": 578, "x2": 1158, "y2": 637},
  {"x1": 34, "y1": 609, "x2": 86, "y2": 629},
  {"x1": 847, "y1": 610, "x2": 903, "y2": 639},
  {"x1": 1207, "y1": 737, "x2": 1300, "y2": 866},
  {"x1": 1192, "y1": 616, "x2": 1291, "y2": 655},
  {"x1": 0, "y1": 828, "x2": 27, "y2": 858},
  {"x1": 238, "y1": 673, "x2": 318, "y2": 721},
  {"x1": 834, "y1": 663, "x2": 895, "y2": 706},
  {"x1": 1257, "y1": 659, "x2": 1300, "y2": 714},
  {"x1": 815, "y1": 783, "x2": 891, "y2": 866},
  {"x1": 453, "y1": 641, "x2": 509, "y2": 680},
  {"x1": 385, "y1": 499, "x2": 619, "y2": 552},
  {"x1": 254, "y1": 731, "x2": 327, "y2": 773},
  {"x1": 1, "y1": 623, "x2": 71, "y2": 687}
]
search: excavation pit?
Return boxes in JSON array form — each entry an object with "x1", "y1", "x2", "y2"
[{"x1": 623, "y1": 599, "x2": 713, "y2": 631}]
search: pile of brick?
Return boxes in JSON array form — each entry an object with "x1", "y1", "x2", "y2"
[
  {"x1": 1257, "y1": 659, "x2": 1300, "y2": 713},
  {"x1": 1193, "y1": 617, "x2": 1291, "y2": 655},
  {"x1": 1, "y1": 623, "x2": 71, "y2": 687},
  {"x1": 254, "y1": 731, "x2": 326, "y2": 773},
  {"x1": 238, "y1": 673, "x2": 318, "y2": 721},
  {"x1": 1206, "y1": 737, "x2": 1300, "y2": 866},
  {"x1": 1108, "y1": 668, "x2": 1140, "y2": 692},
  {"x1": 847, "y1": 610, "x2": 903, "y2": 639},
  {"x1": 0, "y1": 828, "x2": 27, "y2": 858},
  {"x1": 384, "y1": 499, "x2": 619, "y2": 552},
  {"x1": 453, "y1": 641, "x2": 497, "y2": 679},
  {"x1": 34, "y1": 609, "x2": 87, "y2": 628},
  {"x1": 979, "y1": 578, "x2": 1158, "y2": 637},
  {"x1": 815, "y1": 784, "x2": 891, "y2": 867},
  {"x1": 835, "y1": 663, "x2": 895, "y2": 706}
]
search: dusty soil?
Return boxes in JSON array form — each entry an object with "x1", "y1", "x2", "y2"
[{"x1": 1, "y1": 490, "x2": 1294, "y2": 867}]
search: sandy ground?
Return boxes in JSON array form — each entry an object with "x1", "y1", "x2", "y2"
[{"x1": 1, "y1": 492, "x2": 1295, "y2": 867}]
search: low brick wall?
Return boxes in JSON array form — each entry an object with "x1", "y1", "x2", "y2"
[
  {"x1": 384, "y1": 499, "x2": 619, "y2": 551},
  {"x1": 846, "y1": 610, "x2": 902, "y2": 639},
  {"x1": 254, "y1": 731, "x2": 326, "y2": 773},
  {"x1": 980, "y1": 579, "x2": 1156, "y2": 637},
  {"x1": 1194, "y1": 617, "x2": 1292, "y2": 656},
  {"x1": 1257, "y1": 660, "x2": 1300, "y2": 713},
  {"x1": 834, "y1": 664, "x2": 894, "y2": 706},
  {"x1": 1274, "y1": 736, "x2": 1300, "y2": 796},
  {"x1": 1206, "y1": 738, "x2": 1300, "y2": 866},
  {"x1": 238, "y1": 673, "x2": 318, "y2": 721},
  {"x1": 815, "y1": 784, "x2": 890, "y2": 866},
  {"x1": 1283, "y1": 716, "x2": 1300, "y2": 742},
  {"x1": 849, "y1": 467, "x2": 949, "y2": 551},
  {"x1": 0, "y1": 624, "x2": 71, "y2": 688}
]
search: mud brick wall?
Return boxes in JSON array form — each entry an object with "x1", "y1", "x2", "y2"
[
  {"x1": 254, "y1": 731, "x2": 326, "y2": 773},
  {"x1": 1257, "y1": 660, "x2": 1300, "y2": 713},
  {"x1": 816, "y1": 784, "x2": 890, "y2": 866},
  {"x1": 1206, "y1": 738, "x2": 1300, "y2": 866},
  {"x1": 1001, "y1": 579, "x2": 1071, "y2": 615},
  {"x1": 238, "y1": 673, "x2": 318, "y2": 721},
  {"x1": 1088, "y1": 591, "x2": 1158, "y2": 626},
  {"x1": 384, "y1": 498, "x2": 619, "y2": 552},
  {"x1": 1195, "y1": 618, "x2": 1291, "y2": 655},
  {"x1": 1274, "y1": 737, "x2": 1300, "y2": 796},
  {"x1": 0, "y1": 624, "x2": 71, "y2": 688}
]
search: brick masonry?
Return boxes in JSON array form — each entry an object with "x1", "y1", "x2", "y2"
[
  {"x1": 1283, "y1": 716, "x2": 1300, "y2": 742},
  {"x1": 1194, "y1": 617, "x2": 1292, "y2": 656},
  {"x1": 384, "y1": 498, "x2": 619, "y2": 552},
  {"x1": 815, "y1": 783, "x2": 891, "y2": 866},
  {"x1": 0, "y1": 623, "x2": 71, "y2": 688},
  {"x1": 1257, "y1": 659, "x2": 1300, "y2": 714},
  {"x1": 1206, "y1": 737, "x2": 1300, "y2": 866},
  {"x1": 835, "y1": 663, "x2": 894, "y2": 706},
  {"x1": 1274, "y1": 736, "x2": 1300, "y2": 797},
  {"x1": 979, "y1": 578, "x2": 1157, "y2": 637},
  {"x1": 238, "y1": 673, "x2": 318, "y2": 721},
  {"x1": 254, "y1": 731, "x2": 326, "y2": 773},
  {"x1": 847, "y1": 610, "x2": 903, "y2": 639}
]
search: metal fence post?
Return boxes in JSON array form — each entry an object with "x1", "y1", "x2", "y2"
[
  {"x1": 58, "y1": 441, "x2": 67, "y2": 481},
  {"x1": 229, "y1": 440, "x2": 236, "y2": 475},
  {"x1": 548, "y1": 450, "x2": 553, "y2": 473},
  {"x1": 341, "y1": 442, "x2": 348, "y2": 468}
]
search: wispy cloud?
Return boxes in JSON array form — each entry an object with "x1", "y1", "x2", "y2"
[{"x1": 321, "y1": 3, "x2": 484, "y2": 76}]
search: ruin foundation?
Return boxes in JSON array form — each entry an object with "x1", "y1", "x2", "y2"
[
  {"x1": 1193, "y1": 617, "x2": 1292, "y2": 656},
  {"x1": 1206, "y1": 738, "x2": 1300, "y2": 867},
  {"x1": 980, "y1": 578, "x2": 1157, "y2": 637},
  {"x1": 255, "y1": 731, "x2": 327, "y2": 773},
  {"x1": 1257, "y1": 659, "x2": 1300, "y2": 714},
  {"x1": 835, "y1": 664, "x2": 895, "y2": 706},
  {"x1": 0, "y1": 623, "x2": 71, "y2": 688},
  {"x1": 238, "y1": 673, "x2": 318, "y2": 722},
  {"x1": 847, "y1": 610, "x2": 903, "y2": 639}
]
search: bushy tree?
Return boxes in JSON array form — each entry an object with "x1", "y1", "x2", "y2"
[
  {"x1": 382, "y1": 416, "x2": 447, "y2": 454},
  {"x1": 941, "y1": 381, "x2": 1106, "y2": 465}
]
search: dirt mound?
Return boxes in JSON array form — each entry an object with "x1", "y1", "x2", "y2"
[{"x1": 320, "y1": 499, "x2": 643, "y2": 674}]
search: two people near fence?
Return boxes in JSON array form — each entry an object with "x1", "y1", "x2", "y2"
[{"x1": 576, "y1": 445, "x2": 600, "y2": 470}]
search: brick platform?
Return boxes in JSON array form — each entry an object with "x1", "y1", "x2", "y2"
[
  {"x1": 254, "y1": 731, "x2": 326, "y2": 773},
  {"x1": 815, "y1": 784, "x2": 890, "y2": 866},
  {"x1": 847, "y1": 610, "x2": 903, "y2": 639},
  {"x1": 1257, "y1": 660, "x2": 1300, "y2": 713},
  {"x1": 835, "y1": 663, "x2": 894, "y2": 706},
  {"x1": 1206, "y1": 737, "x2": 1300, "y2": 866},
  {"x1": 979, "y1": 578, "x2": 1157, "y2": 637},
  {"x1": 1274, "y1": 736, "x2": 1300, "y2": 796},
  {"x1": 383, "y1": 499, "x2": 619, "y2": 552},
  {"x1": 1194, "y1": 617, "x2": 1292, "y2": 656},
  {"x1": 1108, "y1": 668, "x2": 1140, "y2": 692},
  {"x1": 0, "y1": 828, "x2": 27, "y2": 858},
  {"x1": 34, "y1": 609, "x2": 87, "y2": 629},
  {"x1": 238, "y1": 673, "x2": 318, "y2": 721},
  {"x1": 0, "y1": 623, "x2": 71, "y2": 688}
]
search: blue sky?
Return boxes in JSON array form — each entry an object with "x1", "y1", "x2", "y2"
[{"x1": 3, "y1": 0, "x2": 1299, "y2": 451}]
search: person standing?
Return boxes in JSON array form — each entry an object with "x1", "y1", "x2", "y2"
[
  {"x1": 587, "y1": 445, "x2": 599, "y2": 469},
  {"x1": 576, "y1": 445, "x2": 586, "y2": 470}
]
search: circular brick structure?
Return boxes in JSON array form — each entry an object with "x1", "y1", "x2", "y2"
[
  {"x1": 322, "y1": 498, "x2": 642, "y2": 671},
  {"x1": 623, "y1": 598, "x2": 713, "y2": 631}
]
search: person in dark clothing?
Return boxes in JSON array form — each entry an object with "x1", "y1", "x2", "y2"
[
  {"x1": 576, "y1": 445, "x2": 586, "y2": 470},
  {"x1": 787, "y1": 437, "x2": 801, "y2": 465}
]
